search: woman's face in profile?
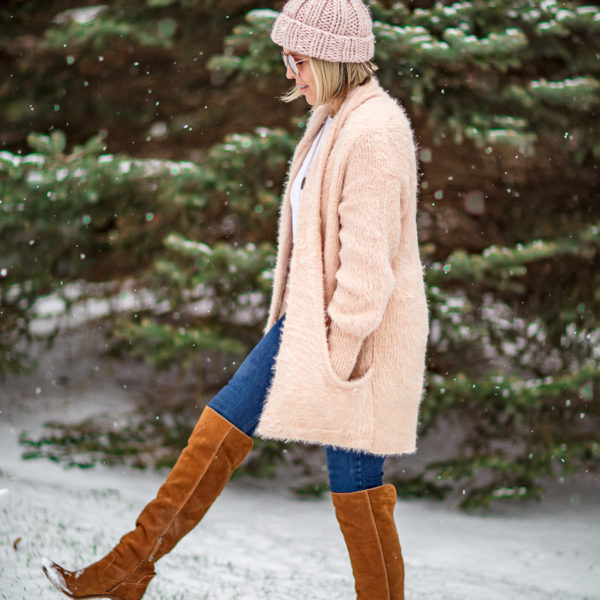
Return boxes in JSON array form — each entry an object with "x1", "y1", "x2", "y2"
[{"x1": 282, "y1": 48, "x2": 317, "y2": 105}]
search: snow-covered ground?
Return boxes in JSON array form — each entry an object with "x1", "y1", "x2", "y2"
[{"x1": 1, "y1": 332, "x2": 599, "y2": 599}]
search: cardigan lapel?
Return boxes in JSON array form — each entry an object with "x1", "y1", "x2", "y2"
[
  {"x1": 311, "y1": 78, "x2": 383, "y2": 185},
  {"x1": 266, "y1": 78, "x2": 386, "y2": 328},
  {"x1": 286, "y1": 77, "x2": 383, "y2": 216},
  {"x1": 294, "y1": 78, "x2": 385, "y2": 246},
  {"x1": 265, "y1": 105, "x2": 329, "y2": 327}
]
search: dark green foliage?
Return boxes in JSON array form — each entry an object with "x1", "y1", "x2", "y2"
[
  {"x1": 292, "y1": 481, "x2": 331, "y2": 497},
  {"x1": 18, "y1": 397, "x2": 297, "y2": 482},
  {"x1": 237, "y1": 440, "x2": 290, "y2": 479},
  {"x1": 389, "y1": 474, "x2": 452, "y2": 501},
  {"x1": 4, "y1": 0, "x2": 599, "y2": 509},
  {"x1": 19, "y1": 411, "x2": 194, "y2": 471}
]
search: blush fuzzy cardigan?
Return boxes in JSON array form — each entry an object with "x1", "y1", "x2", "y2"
[{"x1": 255, "y1": 78, "x2": 429, "y2": 455}]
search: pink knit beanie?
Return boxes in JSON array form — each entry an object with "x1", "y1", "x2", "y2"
[{"x1": 271, "y1": 0, "x2": 375, "y2": 63}]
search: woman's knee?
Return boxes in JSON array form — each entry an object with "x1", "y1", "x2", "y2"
[{"x1": 326, "y1": 446, "x2": 385, "y2": 493}]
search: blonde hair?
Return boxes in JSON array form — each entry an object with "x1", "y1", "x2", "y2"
[{"x1": 281, "y1": 58, "x2": 378, "y2": 110}]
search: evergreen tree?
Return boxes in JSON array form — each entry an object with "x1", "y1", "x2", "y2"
[{"x1": 2, "y1": 0, "x2": 599, "y2": 508}]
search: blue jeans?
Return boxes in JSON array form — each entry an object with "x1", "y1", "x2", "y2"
[{"x1": 209, "y1": 316, "x2": 385, "y2": 493}]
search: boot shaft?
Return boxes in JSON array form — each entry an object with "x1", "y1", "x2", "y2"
[{"x1": 332, "y1": 484, "x2": 405, "y2": 600}]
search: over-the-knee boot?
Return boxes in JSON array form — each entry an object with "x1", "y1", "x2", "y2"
[
  {"x1": 42, "y1": 406, "x2": 253, "y2": 600},
  {"x1": 332, "y1": 483, "x2": 404, "y2": 600}
]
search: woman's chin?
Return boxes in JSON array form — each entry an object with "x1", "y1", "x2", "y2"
[{"x1": 302, "y1": 91, "x2": 316, "y2": 105}]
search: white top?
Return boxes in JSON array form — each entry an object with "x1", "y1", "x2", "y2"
[{"x1": 289, "y1": 116, "x2": 333, "y2": 240}]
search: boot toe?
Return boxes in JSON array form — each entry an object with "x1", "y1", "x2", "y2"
[{"x1": 41, "y1": 559, "x2": 73, "y2": 596}]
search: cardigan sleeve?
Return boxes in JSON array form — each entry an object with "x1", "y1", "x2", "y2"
[{"x1": 327, "y1": 126, "x2": 410, "y2": 380}]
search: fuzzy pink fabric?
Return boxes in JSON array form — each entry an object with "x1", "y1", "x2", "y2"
[
  {"x1": 256, "y1": 79, "x2": 429, "y2": 455},
  {"x1": 271, "y1": 0, "x2": 375, "y2": 63}
]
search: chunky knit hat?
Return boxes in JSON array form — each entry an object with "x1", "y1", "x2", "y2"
[{"x1": 271, "y1": 0, "x2": 375, "y2": 63}]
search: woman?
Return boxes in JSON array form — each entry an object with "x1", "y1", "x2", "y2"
[{"x1": 41, "y1": 1, "x2": 428, "y2": 598}]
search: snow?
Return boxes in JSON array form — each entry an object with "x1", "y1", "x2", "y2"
[
  {"x1": 1, "y1": 335, "x2": 599, "y2": 599},
  {"x1": 247, "y1": 9, "x2": 278, "y2": 22}
]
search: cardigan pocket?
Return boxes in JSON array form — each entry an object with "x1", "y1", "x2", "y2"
[
  {"x1": 320, "y1": 313, "x2": 375, "y2": 389},
  {"x1": 324, "y1": 349, "x2": 375, "y2": 389}
]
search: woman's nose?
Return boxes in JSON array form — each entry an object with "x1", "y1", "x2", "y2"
[{"x1": 285, "y1": 64, "x2": 295, "y2": 80}]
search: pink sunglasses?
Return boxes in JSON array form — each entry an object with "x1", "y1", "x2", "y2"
[{"x1": 281, "y1": 52, "x2": 306, "y2": 75}]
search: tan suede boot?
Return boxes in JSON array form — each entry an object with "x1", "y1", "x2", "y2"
[
  {"x1": 332, "y1": 484, "x2": 404, "y2": 600},
  {"x1": 42, "y1": 406, "x2": 253, "y2": 600}
]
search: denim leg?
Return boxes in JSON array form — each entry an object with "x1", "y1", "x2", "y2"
[
  {"x1": 208, "y1": 315, "x2": 284, "y2": 437},
  {"x1": 326, "y1": 446, "x2": 386, "y2": 493}
]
